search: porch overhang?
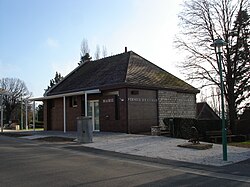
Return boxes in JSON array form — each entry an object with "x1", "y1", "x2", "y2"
[
  {"x1": 29, "y1": 89, "x2": 101, "y2": 101},
  {"x1": 29, "y1": 89, "x2": 101, "y2": 133}
]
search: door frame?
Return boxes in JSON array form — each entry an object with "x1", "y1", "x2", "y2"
[{"x1": 88, "y1": 100, "x2": 100, "y2": 131}]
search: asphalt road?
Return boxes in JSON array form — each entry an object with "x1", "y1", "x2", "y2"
[{"x1": 0, "y1": 135, "x2": 250, "y2": 187}]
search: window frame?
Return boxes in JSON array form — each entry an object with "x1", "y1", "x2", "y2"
[{"x1": 71, "y1": 96, "x2": 78, "y2": 107}]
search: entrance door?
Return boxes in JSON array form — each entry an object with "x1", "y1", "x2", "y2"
[{"x1": 87, "y1": 100, "x2": 100, "y2": 131}]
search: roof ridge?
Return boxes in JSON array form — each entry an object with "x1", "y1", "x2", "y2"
[
  {"x1": 124, "y1": 51, "x2": 133, "y2": 83},
  {"x1": 92, "y1": 50, "x2": 132, "y2": 62},
  {"x1": 197, "y1": 102, "x2": 206, "y2": 119}
]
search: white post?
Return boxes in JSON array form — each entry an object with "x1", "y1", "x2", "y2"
[
  {"x1": 1, "y1": 107, "x2": 3, "y2": 133},
  {"x1": 25, "y1": 100, "x2": 28, "y2": 130},
  {"x1": 1, "y1": 95, "x2": 3, "y2": 133},
  {"x1": 33, "y1": 101, "x2": 35, "y2": 131},
  {"x1": 21, "y1": 96, "x2": 23, "y2": 130},
  {"x1": 63, "y1": 96, "x2": 66, "y2": 133},
  {"x1": 85, "y1": 93, "x2": 88, "y2": 116}
]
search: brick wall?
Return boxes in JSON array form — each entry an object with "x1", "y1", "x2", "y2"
[
  {"x1": 66, "y1": 96, "x2": 82, "y2": 131},
  {"x1": 158, "y1": 90, "x2": 196, "y2": 127},
  {"x1": 44, "y1": 96, "x2": 82, "y2": 131},
  {"x1": 100, "y1": 88, "x2": 128, "y2": 133},
  {"x1": 49, "y1": 98, "x2": 64, "y2": 130},
  {"x1": 43, "y1": 101, "x2": 48, "y2": 131},
  {"x1": 127, "y1": 89, "x2": 157, "y2": 133}
]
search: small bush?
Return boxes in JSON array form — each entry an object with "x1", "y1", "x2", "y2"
[
  {"x1": 29, "y1": 121, "x2": 44, "y2": 128},
  {"x1": 232, "y1": 135, "x2": 247, "y2": 142}
]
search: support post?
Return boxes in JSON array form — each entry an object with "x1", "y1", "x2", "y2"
[
  {"x1": 218, "y1": 52, "x2": 227, "y2": 161},
  {"x1": 33, "y1": 101, "x2": 35, "y2": 131},
  {"x1": 63, "y1": 96, "x2": 66, "y2": 133},
  {"x1": 1, "y1": 95, "x2": 3, "y2": 133},
  {"x1": 85, "y1": 93, "x2": 88, "y2": 116},
  {"x1": 25, "y1": 100, "x2": 28, "y2": 130},
  {"x1": 211, "y1": 38, "x2": 228, "y2": 161},
  {"x1": 21, "y1": 96, "x2": 23, "y2": 130}
]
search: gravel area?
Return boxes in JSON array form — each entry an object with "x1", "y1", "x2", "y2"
[{"x1": 82, "y1": 133, "x2": 250, "y2": 166}]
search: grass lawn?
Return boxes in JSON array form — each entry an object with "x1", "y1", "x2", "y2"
[
  {"x1": 15, "y1": 128, "x2": 44, "y2": 131},
  {"x1": 229, "y1": 141, "x2": 250, "y2": 148},
  {"x1": 26, "y1": 128, "x2": 44, "y2": 131}
]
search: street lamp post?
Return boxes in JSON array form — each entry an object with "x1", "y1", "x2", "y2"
[
  {"x1": 0, "y1": 89, "x2": 11, "y2": 133},
  {"x1": 211, "y1": 38, "x2": 228, "y2": 161},
  {"x1": 0, "y1": 94, "x2": 3, "y2": 133},
  {"x1": 21, "y1": 95, "x2": 23, "y2": 130}
]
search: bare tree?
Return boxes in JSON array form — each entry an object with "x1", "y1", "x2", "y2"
[
  {"x1": 210, "y1": 86, "x2": 221, "y2": 116},
  {"x1": 94, "y1": 45, "x2": 101, "y2": 60},
  {"x1": 198, "y1": 86, "x2": 220, "y2": 115},
  {"x1": 78, "y1": 39, "x2": 108, "y2": 63},
  {"x1": 102, "y1": 45, "x2": 107, "y2": 58},
  {"x1": 79, "y1": 38, "x2": 91, "y2": 65},
  {"x1": 176, "y1": 0, "x2": 250, "y2": 133},
  {"x1": 80, "y1": 38, "x2": 90, "y2": 57},
  {"x1": 0, "y1": 78, "x2": 32, "y2": 124}
]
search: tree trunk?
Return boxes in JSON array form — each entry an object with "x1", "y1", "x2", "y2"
[
  {"x1": 228, "y1": 102, "x2": 237, "y2": 134},
  {"x1": 225, "y1": 47, "x2": 237, "y2": 134},
  {"x1": 226, "y1": 86, "x2": 237, "y2": 134},
  {"x1": 5, "y1": 110, "x2": 11, "y2": 124}
]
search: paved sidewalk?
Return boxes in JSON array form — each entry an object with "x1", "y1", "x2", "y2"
[{"x1": 5, "y1": 130, "x2": 250, "y2": 167}]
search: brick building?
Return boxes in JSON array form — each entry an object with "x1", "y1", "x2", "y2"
[{"x1": 39, "y1": 51, "x2": 199, "y2": 133}]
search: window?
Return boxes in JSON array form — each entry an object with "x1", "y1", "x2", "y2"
[
  {"x1": 103, "y1": 91, "x2": 119, "y2": 96},
  {"x1": 131, "y1": 90, "x2": 139, "y2": 95},
  {"x1": 49, "y1": 99, "x2": 55, "y2": 109},
  {"x1": 70, "y1": 96, "x2": 78, "y2": 107},
  {"x1": 115, "y1": 95, "x2": 119, "y2": 120}
]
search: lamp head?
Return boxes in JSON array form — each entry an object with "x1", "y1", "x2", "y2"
[{"x1": 211, "y1": 38, "x2": 228, "y2": 52}]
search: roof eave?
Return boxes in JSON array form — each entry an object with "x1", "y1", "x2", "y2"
[
  {"x1": 30, "y1": 89, "x2": 101, "y2": 101},
  {"x1": 100, "y1": 83, "x2": 199, "y2": 93}
]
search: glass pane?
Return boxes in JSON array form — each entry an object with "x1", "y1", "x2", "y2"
[
  {"x1": 87, "y1": 101, "x2": 92, "y2": 117},
  {"x1": 94, "y1": 101, "x2": 100, "y2": 130}
]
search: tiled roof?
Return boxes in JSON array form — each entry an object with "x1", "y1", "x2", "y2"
[
  {"x1": 46, "y1": 51, "x2": 198, "y2": 96},
  {"x1": 125, "y1": 53, "x2": 197, "y2": 91},
  {"x1": 196, "y1": 102, "x2": 220, "y2": 120}
]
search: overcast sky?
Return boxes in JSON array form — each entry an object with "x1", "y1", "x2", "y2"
[{"x1": 0, "y1": 0, "x2": 186, "y2": 97}]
